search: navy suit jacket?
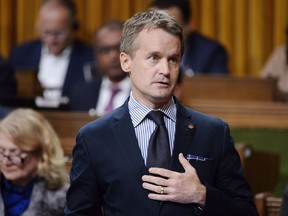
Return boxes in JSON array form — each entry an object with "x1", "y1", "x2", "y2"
[
  {"x1": 69, "y1": 78, "x2": 102, "y2": 111},
  {"x1": 65, "y1": 98, "x2": 258, "y2": 216},
  {"x1": 8, "y1": 39, "x2": 94, "y2": 97},
  {"x1": 182, "y1": 32, "x2": 229, "y2": 74}
]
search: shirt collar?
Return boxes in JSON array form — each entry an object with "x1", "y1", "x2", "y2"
[
  {"x1": 41, "y1": 44, "x2": 72, "y2": 58},
  {"x1": 128, "y1": 94, "x2": 177, "y2": 127}
]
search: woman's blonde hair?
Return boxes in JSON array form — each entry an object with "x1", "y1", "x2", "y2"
[{"x1": 0, "y1": 108, "x2": 69, "y2": 189}]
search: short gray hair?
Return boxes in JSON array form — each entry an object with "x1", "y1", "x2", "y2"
[{"x1": 120, "y1": 9, "x2": 184, "y2": 58}]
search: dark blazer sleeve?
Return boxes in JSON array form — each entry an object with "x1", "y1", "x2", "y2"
[
  {"x1": 64, "y1": 128, "x2": 103, "y2": 215},
  {"x1": 169, "y1": 103, "x2": 258, "y2": 216},
  {"x1": 184, "y1": 32, "x2": 229, "y2": 74},
  {"x1": 62, "y1": 40, "x2": 94, "y2": 97},
  {"x1": 201, "y1": 123, "x2": 258, "y2": 215},
  {"x1": 69, "y1": 78, "x2": 102, "y2": 111},
  {"x1": 8, "y1": 40, "x2": 42, "y2": 69}
]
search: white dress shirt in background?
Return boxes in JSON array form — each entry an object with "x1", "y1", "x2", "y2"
[
  {"x1": 94, "y1": 76, "x2": 130, "y2": 116},
  {"x1": 38, "y1": 45, "x2": 72, "y2": 100}
]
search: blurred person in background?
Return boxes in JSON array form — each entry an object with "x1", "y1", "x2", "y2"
[
  {"x1": 261, "y1": 26, "x2": 288, "y2": 101},
  {"x1": 151, "y1": 0, "x2": 229, "y2": 76},
  {"x1": 9, "y1": 0, "x2": 94, "y2": 102},
  {"x1": 69, "y1": 20, "x2": 130, "y2": 115},
  {"x1": 0, "y1": 54, "x2": 17, "y2": 99},
  {"x1": 0, "y1": 108, "x2": 69, "y2": 215}
]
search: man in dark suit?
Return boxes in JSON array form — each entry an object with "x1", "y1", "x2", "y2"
[
  {"x1": 151, "y1": 0, "x2": 229, "y2": 75},
  {"x1": 69, "y1": 20, "x2": 130, "y2": 115},
  {"x1": 9, "y1": 0, "x2": 93, "y2": 100},
  {"x1": 65, "y1": 10, "x2": 258, "y2": 216}
]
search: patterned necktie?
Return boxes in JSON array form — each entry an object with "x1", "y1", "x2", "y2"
[
  {"x1": 104, "y1": 85, "x2": 120, "y2": 113},
  {"x1": 146, "y1": 110, "x2": 171, "y2": 169}
]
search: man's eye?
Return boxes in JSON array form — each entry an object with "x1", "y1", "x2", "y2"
[
  {"x1": 149, "y1": 56, "x2": 158, "y2": 62},
  {"x1": 170, "y1": 57, "x2": 178, "y2": 64}
]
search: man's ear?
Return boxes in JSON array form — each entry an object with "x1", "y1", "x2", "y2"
[{"x1": 120, "y1": 52, "x2": 131, "y2": 73}]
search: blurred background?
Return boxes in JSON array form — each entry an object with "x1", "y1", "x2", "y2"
[{"x1": 0, "y1": 0, "x2": 287, "y2": 77}]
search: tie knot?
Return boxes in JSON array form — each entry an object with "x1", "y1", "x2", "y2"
[{"x1": 148, "y1": 111, "x2": 165, "y2": 126}]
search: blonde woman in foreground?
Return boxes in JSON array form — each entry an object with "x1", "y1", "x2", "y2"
[{"x1": 0, "y1": 108, "x2": 69, "y2": 216}]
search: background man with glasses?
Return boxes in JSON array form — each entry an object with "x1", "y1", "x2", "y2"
[
  {"x1": 69, "y1": 20, "x2": 130, "y2": 115},
  {"x1": 9, "y1": 0, "x2": 94, "y2": 103}
]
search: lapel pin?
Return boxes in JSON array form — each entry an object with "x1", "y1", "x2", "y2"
[{"x1": 187, "y1": 124, "x2": 194, "y2": 129}]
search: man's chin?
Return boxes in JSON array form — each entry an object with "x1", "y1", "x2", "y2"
[
  {"x1": 151, "y1": 93, "x2": 172, "y2": 103},
  {"x1": 48, "y1": 47, "x2": 64, "y2": 55}
]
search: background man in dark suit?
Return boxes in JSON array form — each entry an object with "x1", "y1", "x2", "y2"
[
  {"x1": 9, "y1": 0, "x2": 93, "y2": 101},
  {"x1": 65, "y1": 10, "x2": 258, "y2": 216},
  {"x1": 151, "y1": 0, "x2": 229, "y2": 76},
  {"x1": 69, "y1": 20, "x2": 130, "y2": 115}
]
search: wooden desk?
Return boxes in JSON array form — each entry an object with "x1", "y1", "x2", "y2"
[
  {"x1": 15, "y1": 69, "x2": 42, "y2": 97},
  {"x1": 255, "y1": 192, "x2": 282, "y2": 216},
  {"x1": 236, "y1": 144, "x2": 280, "y2": 195},
  {"x1": 183, "y1": 99, "x2": 288, "y2": 129},
  {"x1": 40, "y1": 111, "x2": 97, "y2": 170},
  {"x1": 40, "y1": 111, "x2": 96, "y2": 138},
  {"x1": 182, "y1": 76, "x2": 277, "y2": 102}
]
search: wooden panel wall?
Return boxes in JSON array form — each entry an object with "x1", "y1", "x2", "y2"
[{"x1": 0, "y1": 0, "x2": 287, "y2": 76}]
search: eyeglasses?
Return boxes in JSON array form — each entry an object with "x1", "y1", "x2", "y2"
[
  {"x1": 95, "y1": 44, "x2": 120, "y2": 55},
  {"x1": 39, "y1": 30, "x2": 69, "y2": 40},
  {"x1": 0, "y1": 148, "x2": 29, "y2": 165}
]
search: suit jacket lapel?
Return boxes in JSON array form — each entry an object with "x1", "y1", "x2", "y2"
[
  {"x1": 109, "y1": 99, "x2": 197, "y2": 173},
  {"x1": 110, "y1": 102, "x2": 147, "y2": 172},
  {"x1": 171, "y1": 102, "x2": 196, "y2": 171}
]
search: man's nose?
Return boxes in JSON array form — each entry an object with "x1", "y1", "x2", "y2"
[
  {"x1": 108, "y1": 48, "x2": 119, "y2": 58},
  {"x1": 160, "y1": 60, "x2": 170, "y2": 75},
  {"x1": 1, "y1": 155, "x2": 11, "y2": 165},
  {"x1": 45, "y1": 35, "x2": 58, "y2": 44}
]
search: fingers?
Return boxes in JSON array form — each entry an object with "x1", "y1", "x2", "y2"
[
  {"x1": 147, "y1": 167, "x2": 172, "y2": 178},
  {"x1": 142, "y1": 153, "x2": 205, "y2": 204},
  {"x1": 144, "y1": 153, "x2": 194, "y2": 181},
  {"x1": 142, "y1": 173, "x2": 168, "y2": 187},
  {"x1": 178, "y1": 153, "x2": 194, "y2": 173},
  {"x1": 142, "y1": 169, "x2": 171, "y2": 197},
  {"x1": 142, "y1": 182, "x2": 167, "y2": 194}
]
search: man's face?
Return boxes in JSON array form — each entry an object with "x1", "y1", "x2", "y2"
[
  {"x1": 38, "y1": 6, "x2": 74, "y2": 55},
  {"x1": 120, "y1": 28, "x2": 181, "y2": 109},
  {"x1": 95, "y1": 28, "x2": 125, "y2": 82}
]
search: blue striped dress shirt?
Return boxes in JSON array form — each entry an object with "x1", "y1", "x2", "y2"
[{"x1": 128, "y1": 94, "x2": 176, "y2": 165}]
